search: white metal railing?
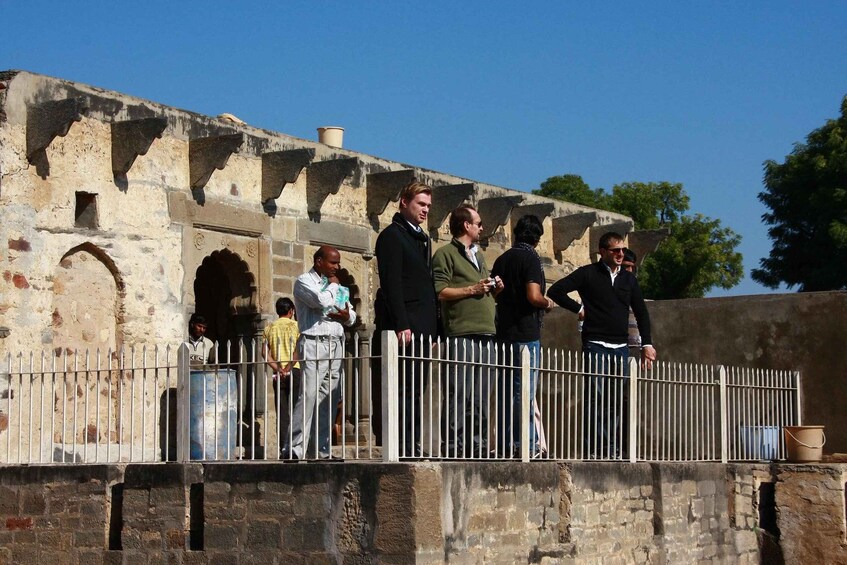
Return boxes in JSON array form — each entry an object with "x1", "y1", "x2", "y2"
[{"x1": 0, "y1": 332, "x2": 800, "y2": 465}]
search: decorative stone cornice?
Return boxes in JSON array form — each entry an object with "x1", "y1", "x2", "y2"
[
  {"x1": 365, "y1": 169, "x2": 418, "y2": 219},
  {"x1": 429, "y1": 183, "x2": 476, "y2": 234},
  {"x1": 552, "y1": 212, "x2": 598, "y2": 255},
  {"x1": 306, "y1": 157, "x2": 359, "y2": 216},
  {"x1": 111, "y1": 117, "x2": 168, "y2": 177},
  {"x1": 26, "y1": 97, "x2": 88, "y2": 173},
  {"x1": 627, "y1": 228, "x2": 671, "y2": 264},
  {"x1": 261, "y1": 148, "x2": 315, "y2": 203},
  {"x1": 477, "y1": 195, "x2": 525, "y2": 240},
  {"x1": 189, "y1": 133, "x2": 244, "y2": 190}
]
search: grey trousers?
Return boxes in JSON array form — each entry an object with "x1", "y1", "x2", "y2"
[{"x1": 285, "y1": 335, "x2": 343, "y2": 459}]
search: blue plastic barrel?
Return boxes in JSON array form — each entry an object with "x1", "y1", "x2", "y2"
[{"x1": 189, "y1": 369, "x2": 238, "y2": 460}]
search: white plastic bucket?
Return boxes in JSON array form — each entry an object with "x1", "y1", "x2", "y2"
[
  {"x1": 317, "y1": 126, "x2": 344, "y2": 148},
  {"x1": 740, "y1": 425, "x2": 780, "y2": 460}
]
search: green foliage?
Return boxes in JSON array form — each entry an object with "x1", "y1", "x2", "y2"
[
  {"x1": 534, "y1": 174, "x2": 609, "y2": 208},
  {"x1": 753, "y1": 96, "x2": 847, "y2": 291},
  {"x1": 535, "y1": 175, "x2": 743, "y2": 298}
]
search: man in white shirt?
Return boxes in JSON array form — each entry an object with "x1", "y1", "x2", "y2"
[
  {"x1": 283, "y1": 245, "x2": 357, "y2": 460},
  {"x1": 185, "y1": 313, "x2": 216, "y2": 367}
]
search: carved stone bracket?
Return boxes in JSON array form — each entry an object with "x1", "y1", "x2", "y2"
[
  {"x1": 306, "y1": 157, "x2": 359, "y2": 215},
  {"x1": 627, "y1": 228, "x2": 671, "y2": 264},
  {"x1": 589, "y1": 220, "x2": 635, "y2": 251},
  {"x1": 366, "y1": 169, "x2": 417, "y2": 219},
  {"x1": 261, "y1": 148, "x2": 315, "y2": 202},
  {"x1": 477, "y1": 195, "x2": 525, "y2": 240},
  {"x1": 552, "y1": 212, "x2": 598, "y2": 254},
  {"x1": 189, "y1": 133, "x2": 244, "y2": 189},
  {"x1": 429, "y1": 183, "x2": 476, "y2": 233},
  {"x1": 111, "y1": 117, "x2": 168, "y2": 176},
  {"x1": 512, "y1": 202, "x2": 556, "y2": 229},
  {"x1": 26, "y1": 97, "x2": 88, "y2": 164}
]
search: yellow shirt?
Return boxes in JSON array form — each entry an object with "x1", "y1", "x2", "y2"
[{"x1": 262, "y1": 317, "x2": 300, "y2": 370}]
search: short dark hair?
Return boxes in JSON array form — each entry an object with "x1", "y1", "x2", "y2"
[
  {"x1": 275, "y1": 297, "x2": 295, "y2": 317},
  {"x1": 599, "y1": 231, "x2": 624, "y2": 250},
  {"x1": 448, "y1": 204, "x2": 476, "y2": 237},
  {"x1": 189, "y1": 313, "x2": 206, "y2": 326},
  {"x1": 623, "y1": 248, "x2": 637, "y2": 264},
  {"x1": 514, "y1": 215, "x2": 544, "y2": 246}
]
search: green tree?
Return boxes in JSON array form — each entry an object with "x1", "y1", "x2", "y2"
[
  {"x1": 753, "y1": 96, "x2": 847, "y2": 291},
  {"x1": 534, "y1": 174, "x2": 609, "y2": 208},
  {"x1": 534, "y1": 177, "x2": 743, "y2": 298}
]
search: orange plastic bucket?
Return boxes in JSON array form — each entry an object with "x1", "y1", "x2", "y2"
[{"x1": 783, "y1": 426, "x2": 825, "y2": 462}]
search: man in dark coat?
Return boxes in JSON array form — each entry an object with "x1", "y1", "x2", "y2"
[{"x1": 373, "y1": 180, "x2": 438, "y2": 456}]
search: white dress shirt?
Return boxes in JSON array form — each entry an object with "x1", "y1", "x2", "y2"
[{"x1": 293, "y1": 269, "x2": 357, "y2": 337}]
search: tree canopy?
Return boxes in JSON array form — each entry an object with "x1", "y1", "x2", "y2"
[
  {"x1": 752, "y1": 96, "x2": 847, "y2": 291},
  {"x1": 533, "y1": 178, "x2": 743, "y2": 299}
]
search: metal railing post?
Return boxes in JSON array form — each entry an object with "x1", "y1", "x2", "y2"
[
  {"x1": 629, "y1": 357, "x2": 638, "y2": 463},
  {"x1": 794, "y1": 371, "x2": 802, "y2": 425},
  {"x1": 381, "y1": 331, "x2": 399, "y2": 462},
  {"x1": 176, "y1": 344, "x2": 190, "y2": 463},
  {"x1": 719, "y1": 365, "x2": 728, "y2": 464},
  {"x1": 520, "y1": 346, "x2": 530, "y2": 463}
]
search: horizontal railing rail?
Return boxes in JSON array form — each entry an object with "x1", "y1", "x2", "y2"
[{"x1": 0, "y1": 332, "x2": 800, "y2": 465}]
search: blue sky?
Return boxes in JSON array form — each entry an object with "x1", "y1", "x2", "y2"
[{"x1": 4, "y1": 2, "x2": 846, "y2": 296}]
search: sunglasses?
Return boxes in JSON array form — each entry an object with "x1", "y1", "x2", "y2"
[{"x1": 604, "y1": 247, "x2": 625, "y2": 254}]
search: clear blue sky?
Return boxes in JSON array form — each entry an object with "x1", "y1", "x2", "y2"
[{"x1": 4, "y1": 2, "x2": 846, "y2": 296}]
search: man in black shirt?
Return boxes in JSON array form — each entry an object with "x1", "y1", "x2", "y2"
[
  {"x1": 547, "y1": 232, "x2": 657, "y2": 459},
  {"x1": 491, "y1": 215, "x2": 554, "y2": 457}
]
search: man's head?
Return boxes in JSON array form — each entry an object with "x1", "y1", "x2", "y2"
[
  {"x1": 313, "y1": 245, "x2": 341, "y2": 279},
  {"x1": 622, "y1": 248, "x2": 637, "y2": 274},
  {"x1": 448, "y1": 204, "x2": 482, "y2": 243},
  {"x1": 399, "y1": 180, "x2": 432, "y2": 227},
  {"x1": 598, "y1": 232, "x2": 625, "y2": 270},
  {"x1": 514, "y1": 215, "x2": 544, "y2": 247},
  {"x1": 188, "y1": 313, "x2": 207, "y2": 340},
  {"x1": 275, "y1": 297, "x2": 296, "y2": 318}
]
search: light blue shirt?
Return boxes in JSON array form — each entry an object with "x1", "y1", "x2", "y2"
[{"x1": 293, "y1": 268, "x2": 357, "y2": 337}]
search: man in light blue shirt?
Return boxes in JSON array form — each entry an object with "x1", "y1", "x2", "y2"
[{"x1": 283, "y1": 245, "x2": 357, "y2": 460}]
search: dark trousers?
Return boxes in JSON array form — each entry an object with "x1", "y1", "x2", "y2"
[
  {"x1": 582, "y1": 342, "x2": 629, "y2": 459},
  {"x1": 442, "y1": 336, "x2": 493, "y2": 457}
]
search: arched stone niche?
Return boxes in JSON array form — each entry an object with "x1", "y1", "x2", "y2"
[{"x1": 52, "y1": 243, "x2": 125, "y2": 354}]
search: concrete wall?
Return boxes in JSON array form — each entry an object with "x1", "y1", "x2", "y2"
[
  {"x1": 0, "y1": 461, "x2": 843, "y2": 564},
  {"x1": 544, "y1": 291, "x2": 847, "y2": 454}
]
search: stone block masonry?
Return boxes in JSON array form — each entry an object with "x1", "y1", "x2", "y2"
[{"x1": 0, "y1": 462, "x2": 844, "y2": 563}]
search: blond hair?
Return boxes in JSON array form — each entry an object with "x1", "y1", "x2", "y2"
[{"x1": 399, "y1": 180, "x2": 432, "y2": 206}]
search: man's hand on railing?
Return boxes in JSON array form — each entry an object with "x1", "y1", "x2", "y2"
[
  {"x1": 396, "y1": 328, "x2": 412, "y2": 345},
  {"x1": 641, "y1": 345, "x2": 657, "y2": 370}
]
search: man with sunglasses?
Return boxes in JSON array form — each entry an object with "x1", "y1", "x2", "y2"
[{"x1": 547, "y1": 232, "x2": 656, "y2": 459}]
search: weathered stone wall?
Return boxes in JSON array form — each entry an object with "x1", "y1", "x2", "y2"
[
  {"x1": 0, "y1": 461, "x2": 843, "y2": 563},
  {"x1": 0, "y1": 69, "x2": 631, "y2": 358}
]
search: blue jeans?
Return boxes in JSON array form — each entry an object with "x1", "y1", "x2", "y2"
[
  {"x1": 582, "y1": 342, "x2": 629, "y2": 459},
  {"x1": 498, "y1": 340, "x2": 539, "y2": 456}
]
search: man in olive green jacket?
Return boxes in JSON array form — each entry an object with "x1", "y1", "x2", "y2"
[{"x1": 433, "y1": 204, "x2": 504, "y2": 458}]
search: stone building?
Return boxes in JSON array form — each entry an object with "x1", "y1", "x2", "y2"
[{"x1": 0, "y1": 69, "x2": 663, "y2": 356}]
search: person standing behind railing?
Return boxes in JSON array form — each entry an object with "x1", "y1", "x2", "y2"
[
  {"x1": 284, "y1": 246, "x2": 357, "y2": 460},
  {"x1": 185, "y1": 313, "x2": 216, "y2": 367},
  {"x1": 433, "y1": 204, "x2": 504, "y2": 458},
  {"x1": 490, "y1": 215, "x2": 554, "y2": 458},
  {"x1": 547, "y1": 232, "x2": 657, "y2": 459},
  {"x1": 621, "y1": 248, "x2": 646, "y2": 362},
  {"x1": 373, "y1": 180, "x2": 439, "y2": 457},
  {"x1": 262, "y1": 297, "x2": 300, "y2": 458}
]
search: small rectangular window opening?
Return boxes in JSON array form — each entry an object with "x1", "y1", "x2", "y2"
[{"x1": 75, "y1": 191, "x2": 98, "y2": 229}]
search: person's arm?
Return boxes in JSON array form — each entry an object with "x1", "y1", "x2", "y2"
[
  {"x1": 293, "y1": 272, "x2": 335, "y2": 311},
  {"x1": 547, "y1": 272, "x2": 584, "y2": 314},
  {"x1": 629, "y1": 278, "x2": 656, "y2": 367},
  {"x1": 526, "y1": 282, "x2": 554, "y2": 311}
]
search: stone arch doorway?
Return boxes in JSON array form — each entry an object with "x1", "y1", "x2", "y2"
[
  {"x1": 52, "y1": 242, "x2": 125, "y2": 353},
  {"x1": 193, "y1": 248, "x2": 259, "y2": 345},
  {"x1": 191, "y1": 248, "x2": 264, "y2": 456}
]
